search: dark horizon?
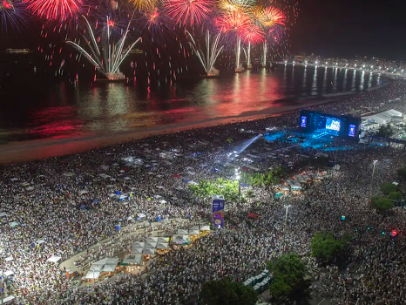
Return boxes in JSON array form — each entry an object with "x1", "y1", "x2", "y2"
[{"x1": 290, "y1": 0, "x2": 406, "y2": 60}]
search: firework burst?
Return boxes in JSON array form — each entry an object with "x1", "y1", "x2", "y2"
[
  {"x1": 261, "y1": 6, "x2": 285, "y2": 27},
  {"x1": 187, "y1": 29, "x2": 224, "y2": 75},
  {"x1": 218, "y1": 0, "x2": 253, "y2": 13},
  {"x1": 163, "y1": 0, "x2": 213, "y2": 26},
  {"x1": 0, "y1": 0, "x2": 30, "y2": 33},
  {"x1": 66, "y1": 15, "x2": 141, "y2": 80},
  {"x1": 242, "y1": 23, "x2": 264, "y2": 68},
  {"x1": 129, "y1": 0, "x2": 155, "y2": 11},
  {"x1": 25, "y1": 0, "x2": 83, "y2": 20}
]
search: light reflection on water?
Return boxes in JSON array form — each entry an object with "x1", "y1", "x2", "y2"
[{"x1": 0, "y1": 65, "x2": 382, "y2": 142}]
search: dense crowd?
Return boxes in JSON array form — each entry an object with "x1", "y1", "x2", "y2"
[{"x1": 1, "y1": 79, "x2": 406, "y2": 304}]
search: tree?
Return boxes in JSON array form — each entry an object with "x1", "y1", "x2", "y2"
[
  {"x1": 371, "y1": 196, "x2": 393, "y2": 212},
  {"x1": 310, "y1": 232, "x2": 349, "y2": 262},
  {"x1": 267, "y1": 253, "x2": 306, "y2": 299},
  {"x1": 380, "y1": 183, "x2": 399, "y2": 195},
  {"x1": 388, "y1": 191, "x2": 403, "y2": 201},
  {"x1": 200, "y1": 277, "x2": 257, "y2": 305}
]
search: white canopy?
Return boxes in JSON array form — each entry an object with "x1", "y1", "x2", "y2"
[
  {"x1": 189, "y1": 225, "x2": 200, "y2": 230},
  {"x1": 122, "y1": 254, "x2": 143, "y2": 265},
  {"x1": 156, "y1": 242, "x2": 169, "y2": 249},
  {"x1": 200, "y1": 225, "x2": 210, "y2": 231},
  {"x1": 132, "y1": 242, "x2": 145, "y2": 249},
  {"x1": 145, "y1": 237, "x2": 158, "y2": 243},
  {"x1": 157, "y1": 237, "x2": 170, "y2": 243},
  {"x1": 4, "y1": 270, "x2": 13, "y2": 276},
  {"x1": 84, "y1": 270, "x2": 101, "y2": 280},
  {"x1": 92, "y1": 258, "x2": 119, "y2": 273},
  {"x1": 177, "y1": 229, "x2": 188, "y2": 235},
  {"x1": 47, "y1": 256, "x2": 62, "y2": 263},
  {"x1": 131, "y1": 247, "x2": 144, "y2": 255},
  {"x1": 188, "y1": 230, "x2": 200, "y2": 235},
  {"x1": 144, "y1": 242, "x2": 157, "y2": 249},
  {"x1": 142, "y1": 248, "x2": 155, "y2": 255},
  {"x1": 0, "y1": 296, "x2": 15, "y2": 303},
  {"x1": 172, "y1": 235, "x2": 190, "y2": 245},
  {"x1": 138, "y1": 213, "x2": 146, "y2": 218},
  {"x1": 4, "y1": 256, "x2": 13, "y2": 262}
]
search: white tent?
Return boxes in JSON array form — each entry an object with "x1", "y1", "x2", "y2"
[
  {"x1": 156, "y1": 242, "x2": 169, "y2": 249},
  {"x1": 0, "y1": 296, "x2": 15, "y2": 304},
  {"x1": 146, "y1": 237, "x2": 158, "y2": 243},
  {"x1": 177, "y1": 229, "x2": 188, "y2": 235},
  {"x1": 172, "y1": 235, "x2": 190, "y2": 245},
  {"x1": 91, "y1": 258, "x2": 119, "y2": 273},
  {"x1": 0, "y1": 213, "x2": 8, "y2": 217},
  {"x1": 189, "y1": 225, "x2": 200, "y2": 230},
  {"x1": 138, "y1": 213, "x2": 146, "y2": 218},
  {"x1": 132, "y1": 242, "x2": 145, "y2": 249},
  {"x1": 200, "y1": 225, "x2": 210, "y2": 231},
  {"x1": 84, "y1": 270, "x2": 101, "y2": 280},
  {"x1": 131, "y1": 247, "x2": 144, "y2": 255},
  {"x1": 188, "y1": 230, "x2": 200, "y2": 236},
  {"x1": 4, "y1": 256, "x2": 13, "y2": 262},
  {"x1": 142, "y1": 248, "x2": 155, "y2": 255},
  {"x1": 4, "y1": 270, "x2": 13, "y2": 276},
  {"x1": 144, "y1": 242, "x2": 157, "y2": 249},
  {"x1": 122, "y1": 254, "x2": 143, "y2": 265},
  {"x1": 47, "y1": 256, "x2": 62, "y2": 263},
  {"x1": 157, "y1": 237, "x2": 170, "y2": 243}
]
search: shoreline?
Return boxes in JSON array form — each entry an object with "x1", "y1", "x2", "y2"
[
  {"x1": 0, "y1": 94, "x2": 358, "y2": 165},
  {"x1": 0, "y1": 74, "x2": 392, "y2": 165}
]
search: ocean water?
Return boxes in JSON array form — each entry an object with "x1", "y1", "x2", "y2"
[{"x1": 0, "y1": 64, "x2": 383, "y2": 142}]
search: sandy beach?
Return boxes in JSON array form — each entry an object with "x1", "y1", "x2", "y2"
[{"x1": 0, "y1": 93, "x2": 363, "y2": 165}]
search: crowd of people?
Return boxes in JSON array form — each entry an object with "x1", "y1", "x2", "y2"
[{"x1": 1, "y1": 78, "x2": 406, "y2": 304}]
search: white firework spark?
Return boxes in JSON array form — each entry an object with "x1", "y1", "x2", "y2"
[
  {"x1": 66, "y1": 15, "x2": 141, "y2": 79},
  {"x1": 187, "y1": 30, "x2": 224, "y2": 76}
]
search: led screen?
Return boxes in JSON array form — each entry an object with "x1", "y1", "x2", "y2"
[
  {"x1": 300, "y1": 116, "x2": 307, "y2": 128},
  {"x1": 348, "y1": 124, "x2": 356, "y2": 137},
  {"x1": 326, "y1": 117, "x2": 341, "y2": 132}
]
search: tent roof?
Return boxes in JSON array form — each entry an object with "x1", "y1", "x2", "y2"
[
  {"x1": 177, "y1": 229, "x2": 188, "y2": 235},
  {"x1": 84, "y1": 270, "x2": 101, "y2": 279},
  {"x1": 122, "y1": 254, "x2": 143, "y2": 265},
  {"x1": 188, "y1": 230, "x2": 200, "y2": 235},
  {"x1": 142, "y1": 248, "x2": 155, "y2": 255},
  {"x1": 146, "y1": 237, "x2": 158, "y2": 243},
  {"x1": 156, "y1": 242, "x2": 169, "y2": 249},
  {"x1": 157, "y1": 237, "x2": 170, "y2": 243},
  {"x1": 47, "y1": 256, "x2": 62, "y2": 263},
  {"x1": 131, "y1": 247, "x2": 144, "y2": 254},
  {"x1": 132, "y1": 242, "x2": 145, "y2": 248},
  {"x1": 200, "y1": 225, "x2": 210, "y2": 231}
]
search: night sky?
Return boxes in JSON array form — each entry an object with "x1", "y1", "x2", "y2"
[
  {"x1": 290, "y1": 0, "x2": 406, "y2": 60},
  {"x1": 2, "y1": 0, "x2": 406, "y2": 60}
]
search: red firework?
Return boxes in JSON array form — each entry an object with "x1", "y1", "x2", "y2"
[
  {"x1": 25, "y1": 0, "x2": 82, "y2": 20},
  {"x1": 216, "y1": 12, "x2": 250, "y2": 34},
  {"x1": 261, "y1": 7, "x2": 285, "y2": 27},
  {"x1": 163, "y1": 0, "x2": 213, "y2": 26},
  {"x1": 243, "y1": 23, "x2": 264, "y2": 44}
]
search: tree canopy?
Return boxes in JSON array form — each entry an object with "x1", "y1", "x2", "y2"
[
  {"x1": 199, "y1": 277, "x2": 258, "y2": 305},
  {"x1": 310, "y1": 232, "x2": 351, "y2": 262},
  {"x1": 380, "y1": 183, "x2": 399, "y2": 195},
  {"x1": 267, "y1": 253, "x2": 306, "y2": 299},
  {"x1": 371, "y1": 196, "x2": 394, "y2": 212}
]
